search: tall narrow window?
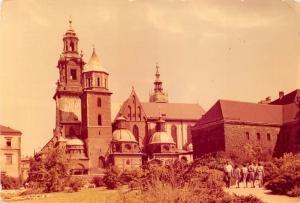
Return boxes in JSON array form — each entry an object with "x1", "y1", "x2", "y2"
[
  {"x1": 267, "y1": 133, "x2": 271, "y2": 141},
  {"x1": 128, "y1": 106, "x2": 132, "y2": 120},
  {"x1": 5, "y1": 154, "x2": 12, "y2": 165},
  {"x1": 246, "y1": 132, "x2": 250, "y2": 140},
  {"x1": 105, "y1": 79, "x2": 108, "y2": 88},
  {"x1": 70, "y1": 41, "x2": 75, "y2": 51},
  {"x1": 97, "y1": 77, "x2": 100, "y2": 87},
  {"x1": 133, "y1": 125, "x2": 139, "y2": 143},
  {"x1": 171, "y1": 125, "x2": 177, "y2": 146},
  {"x1": 70, "y1": 69, "x2": 77, "y2": 80},
  {"x1": 257, "y1": 133, "x2": 261, "y2": 140},
  {"x1": 97, "y1": 98, "x2": 101, "y2": 107},
  {"x1": 98, "y1": 115, "x2": 102, "y2": 126},
  {"x1": 138, "y1": 106, "x2": 142, "y2": 121}
]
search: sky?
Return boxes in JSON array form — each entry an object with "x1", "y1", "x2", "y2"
[{"x1": 1, "y1": 0, "x2": 300, "y2": 156}]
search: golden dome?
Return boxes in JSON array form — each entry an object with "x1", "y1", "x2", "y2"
[
  {"x1": 66, "y1": 138, "x2": 84, "y2": 146},
  {"x1": 83, "y1": 47, "x2": 108, "y2": 73},
  {"x1": 112, "y1": 129, "x2": 137, "y2": 142},
  {"x1": 149, "y1": 132, "x2": 175, "y2": 144}
]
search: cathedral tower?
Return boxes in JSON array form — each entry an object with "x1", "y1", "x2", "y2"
[
  {"x1": 54, "y1": 19, "x2": 85, "y2": 139},
  {"x1": 81, "y1": 47, "x2": 113, "y2": 174}
]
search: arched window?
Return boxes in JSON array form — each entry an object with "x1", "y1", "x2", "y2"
[
  {"x1": 128, "y1": 106, "x2": 132, "y2": 120},
  {"x1": 187, "y1": 125, "x2": 192, "y2": 144},
  {"x1": 97, "y1": 77, "x2": 100, "y2": 86},
  {"x1": 171, "y1": 125, "x2": 177, "y2": 146},
  {"x1": 138, "y1": 106, "x2": 142, "y2": 121},
  {"x1": 97, "y1": 97, "x2": 101, "y2": 107},
  {"x1": 70, "y1": 41, "x2": 75, "y2": 51},
  {"x1": 98, "y1": 114, "x2": 102, "y2": 126},
  {"x1": 99, "y1": 156, "x2": 105, "y2": 168},
  {"x1": 133, "y1": 125, "x2": 139, "y2": 143}
]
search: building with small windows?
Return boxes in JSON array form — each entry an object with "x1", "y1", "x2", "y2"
[
  {"x1": 192, "y1": 90, "x2": 300, "y2": 158},
  {"x1": 0, "y1": 125, "x2": 22, "y2": 178}
]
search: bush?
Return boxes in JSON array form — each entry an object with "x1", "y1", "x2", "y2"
[
  {"x1": 103, "y1": 166, "x2": 121, "y2": 189},
  {"x1": 265, "y1": 153, "x2": 300, "y2": 196},
  {"x1": 68, "y1": 177, "x2": 85, "y2": 192},
  {"x1": 118, "y1": 161, "x2": 263, "y2": 203},
  {"x1": 92, "y1": 176, "x2": 104, "y2": 187},
  {"x1": 1, "y1": 175, "x2": 21, "y2": 189}
]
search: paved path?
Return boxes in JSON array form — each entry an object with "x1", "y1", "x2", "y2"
[{"x1": 225, "y1": 187, "x2": 300, "y2": 203}]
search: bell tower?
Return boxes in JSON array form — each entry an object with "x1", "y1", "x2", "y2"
[
  {"x1": 54, "y1": 18, "x2": 85, "y2": 139},
  {"x1": 81, "y1": 47, "x2": 113, "y2": 174}
]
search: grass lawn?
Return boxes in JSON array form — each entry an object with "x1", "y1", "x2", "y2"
[{"x1": 5, "y1": 187, "x2": 122, "y2": 203}]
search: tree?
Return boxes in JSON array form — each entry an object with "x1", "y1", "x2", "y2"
[{"x1": 27, "y1": 144, "x2": 71, "y2": 192}]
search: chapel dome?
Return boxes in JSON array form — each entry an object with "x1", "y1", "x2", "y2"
[
  {"x1": 66, "y1": 138, "x2": 84, "y2": 146},
  {"x1": 112, "y1": 129, "x2": 137, "y2": 142},
  {"x1": 149, "y1": 131, "x2": 175, "y2": 144}
]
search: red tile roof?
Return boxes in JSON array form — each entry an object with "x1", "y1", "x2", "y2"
[
  {"x1": 196, "y1": 100, "x2": 283, "y2": 127},
  {"x1": 0, "y1": 125, "x2": 22, "y2": 134},
  {"x1": 141, "y1": 102, "x2": 205, "y2": 120}
]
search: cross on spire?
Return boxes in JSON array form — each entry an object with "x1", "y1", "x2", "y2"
[{"x1": 68, "y1": 16, "x2": 73, "y2": 30}]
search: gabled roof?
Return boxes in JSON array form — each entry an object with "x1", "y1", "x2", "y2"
[
  {"x1": 195, "y1": 100, "x2": 283, "y2": 127},
  {"x1": 141, "y1": 102, "x2": 205, "y2": 120},
  {"x1": 114, "y1": 88, "x2": 147, "y2": 122},
  {"x1": 271, "y1": 89, "x2": 300, "y2": 105},
  {"x1": 0, "y1": 125, "x2": 22, "y2": 134}
]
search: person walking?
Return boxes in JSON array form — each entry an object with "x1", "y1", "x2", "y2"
[
  {"x1": 233, "y1": 165, "x2": 241, "y2": 188},
  {"x1": 241, "y1": 164, "x2": 248, "y2": 188},
  {"x1": 224, "y1": 161, "x2": 233, "y2": 188},
  {"x1": 253, "y1": 162, "x2": 258, "y2": 187},
  {"x1": 248, "y1": 162, "x2": 255, "y2": 188},
  {"x1": 257, "y1": 163, "x2": 265, "y2": 188}
]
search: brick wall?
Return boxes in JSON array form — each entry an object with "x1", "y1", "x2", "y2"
[
  {"x1": 224, "y1": 123, "x2": 280, "y2": 155},
  {"x1": 192, "y1": 123, "x2": 225, "y2": 158}
]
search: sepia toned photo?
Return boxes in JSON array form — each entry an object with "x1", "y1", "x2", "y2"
[{"x1": 0, "y1": 0, "x2": 300, "y2": 202}]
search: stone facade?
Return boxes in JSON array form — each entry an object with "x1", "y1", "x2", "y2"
[{"x1": 0, "y1": 125, "x2": 22, "y2": 178}]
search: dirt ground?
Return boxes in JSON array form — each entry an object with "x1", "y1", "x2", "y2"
[{"x1": 225, "y1": 187, "x2": 300, "y2": 203}]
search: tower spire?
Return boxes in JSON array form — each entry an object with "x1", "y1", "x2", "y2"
[{"x1": 149, "y1": 63, "x2": 168, "y2": 103}]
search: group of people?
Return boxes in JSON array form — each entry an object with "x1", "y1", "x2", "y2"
[{"x1": 223, "y1": 161, "x2": 265, "y2": 188}]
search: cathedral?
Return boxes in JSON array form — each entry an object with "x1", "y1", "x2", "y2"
[{"x1": 40, "y1": 20, "x2": 205, "y2": 175}]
